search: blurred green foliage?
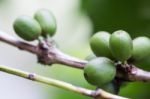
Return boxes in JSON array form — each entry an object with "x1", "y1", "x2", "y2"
[
  {"x1": 81, "y1": 0, "x2": 150, "y2": 38},
  {"x1": 80, "y1": 0, "x2": 150, "y2": 99},
  {"x1": 0, "y1": 0, "x2": 9, "y2": 5}
]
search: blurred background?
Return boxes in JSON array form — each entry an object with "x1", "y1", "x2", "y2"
[{"x1": 0, "y1": 0, "x2": 150, "y2": 99}]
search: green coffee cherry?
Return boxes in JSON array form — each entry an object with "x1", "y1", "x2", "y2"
[
  {"x1": 34, "y1": 9, "x2": 57, "y2": 37},
  {"x1": 101, "y1": 82, "x2": 116, "y2": 94},
  {"x1": 131, "y1": 37, "x2": 150, "y2": 61},
  {"x1": 90, "y1": 31, "x2": 113, "y2": 59},
  {"x1": 13, "y1": 16, "x2": 41, "y2": 41},
  {"x1": 109, "y1": 30, "x2": 133, "y2": 62},
  {"x1": 84, "y1": 57, "x2": 116, "y2": 87},
  {"x1": 85, "y1": 54, "x2": 96, "y2": 61}
]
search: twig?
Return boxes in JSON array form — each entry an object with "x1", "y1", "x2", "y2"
[
  {"x1": 0, "y1": 31, "x2": 150, "y2": 82},
  {"x1": 128, "y1": 65, "x2": 150, "y2": 82},
  {"x1": 0, "y1": 65, "x2": 128, "y2": 99},
  {"x1": 0, "y1": 31, "x2": 41, "y2": 55},
  {"x1": 43, "y1": 43, "x2": 87, "y2": 68},
  {"x1": 117, "y1": 65, "x2": 150, "y2": 82},
  {"x1": 0, "y1": 30, "x2": 86, "y2": 69}
]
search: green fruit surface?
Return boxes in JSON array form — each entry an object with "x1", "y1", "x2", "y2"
[
  {"x1": 90, "y1": 31, "x2": 113, "y2": 59},
  {"x1": 34, "y1": 9, "x2": 57, "y2": 37},
  {"x1": 85, "y1": 54, "x2": 96, "y2": 61},
  {"x1": 13, "y1": 16, "x2": 41, "y2": 41},
  {"x1": 109, "y1": 30, "x2": 133, "y2": 62},
  {"x1": 131, "y1": 37, "x2": 150, "y2": 61},
  {"x1": 84, "y1": 57, "x2": 116, "y2": 87},
  {"x1": 101, "y1": 82, "x2": 116, "y2": 94}
]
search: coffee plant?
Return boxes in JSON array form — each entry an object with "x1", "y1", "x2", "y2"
[{"x1": 0, "y1": 9, "x2": 150, "y2": 99}]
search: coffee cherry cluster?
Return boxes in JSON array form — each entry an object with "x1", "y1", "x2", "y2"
[
  {"x1": 12, "y1": 10, "x2": 150, "y2": 94},
  {"x1": 13, "y1": 9, "x2": 57, "y2": 41},
  {"x1": 84, "y1": 30, "x2": 150, "y2": 93}
]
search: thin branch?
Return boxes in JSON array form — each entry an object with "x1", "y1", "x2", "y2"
[
  {"x1": 117, "y1": 65, "x2": 150, "y2": 82},
  {"x1": 0, "y1": 31, "x2": 150, "y2": 82},
  {"x1": 0, "y1": 31, "x2": 41, "y2": 55},
  {"x1": 47, "y1": 46, "x2": 87, "y2": 68},
  {"x1": 0, "y1": 65, "x2": 128, "y2": 99},
  {"x1": 128, "y1": 65, "x2": 150, "y2": 82},
  {"x1": 0, "y1": 30, "x2": 86, "y2": 69},
  {"x1": 37, "y1": 39, "x2": 87, "y2": 68}
]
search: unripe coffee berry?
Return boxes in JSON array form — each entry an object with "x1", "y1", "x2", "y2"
[
  {"x1": 84, "y1": 57, "x2": 116, "y2": 87},
  {"x1": 131, "y1": 37, "x2": 150, "y2": 61},
  {"x1": 13, "y1": 15, "x2": 41, "y2": 41},
  {"x1": 109, "y1": 30, "x2": 133, "y2": 62},
  {"x1": 85, "y1": 54, "x2": 96, "y2": 61},
  {"x1": 34, "y1": 9, "x2": 57, "y2": 37},
  {"x1": 90, "y1": 31, "x2": 113, "y2": 59},
  {"x1": 101, "y1": 82, "x2": 117, "y2": 94}
]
